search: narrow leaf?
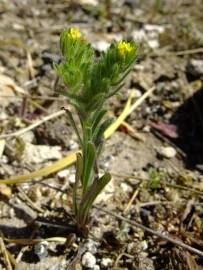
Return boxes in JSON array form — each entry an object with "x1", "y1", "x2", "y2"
[
  {"x1": 78, "y1": 173, "x2": 111, "y2": 224},
  {"x1": 73, "y1": 153, "x2": 83, "y2": 214},
  {"x1": 82, "y1": 142, "x2": 96, "y2": 192}
]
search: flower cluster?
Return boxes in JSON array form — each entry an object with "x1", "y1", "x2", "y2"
[
  {"x1": 117, "y1": 41, "x2": 134, "y2": 57},
  {"x1": 67, "y1": 27, "x2": 81, "y2": 40},
  {"x1": 55, "y1": 27, "x2": 138, "y2": 117}
]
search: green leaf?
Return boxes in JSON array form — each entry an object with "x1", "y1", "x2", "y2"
[
  {"x1": 93, "y1": 118, "x2": 113, "y2": 145},
  {"x1": 92, "y1": 109, "x2": 107, "y2": 130},
  {"x1": 64, "y1": 109, "x2": 82, "y2": 146},
  {"x1": 86, "y1": 93, "x2": 105, "y2": 112},
  {"x1": 82, "y1": 142, "x2": 96, "y2": 192},
  {"x1": 107, "y1": 82, "x2": 124, "y2": 98},
  {"x1": 73, "y1": 153, "x2": 83, "y2": 215},
  {"x1": 78, "y1": 172, "x2": 111, "y2": 225}
]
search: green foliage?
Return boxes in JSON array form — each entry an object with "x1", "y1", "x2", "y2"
[
  {"x1": 148, "y1": 168, "x2": 166, "y2": 189},
  {"x1": 55, "y1": 27, "x2": 138, "y2": 235}
]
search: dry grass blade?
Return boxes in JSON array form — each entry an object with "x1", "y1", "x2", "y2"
[
  {"x1": 4, "y1": 237, "x2": 67, "y2": 245},
  {"x1": 0, "y1": 109, "x2": 65, "y2": 139},
  {"x1": 0, "y1": 152, "x2": 77, "y2": 184},
  {"x1": 0, "y1": 236, "x2": 13, "y2": 270}
]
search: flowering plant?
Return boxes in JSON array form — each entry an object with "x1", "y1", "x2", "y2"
[{"x1": 55, "y1": 28, "x2": 137, "y2": 235}]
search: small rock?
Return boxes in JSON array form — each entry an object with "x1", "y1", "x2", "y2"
[
  {"x1": 147, "y1": 39, "x2": 160, "y2": 49},
  {"x1": 0, "y1": 111, "x2": 8, "y2": 120},
  {"x1": 85, "y1": 239, "x2": 99, "y2": 254},
  {"x1": 158, "y1": 146, "x2": 176, "y2": 159},
  {"x1": 82, "y1": 252, "x2": 96, "y2": 268},
  {"x1": 93, "y1": 265, "x2": 100, "y2": 270},
  {"x1": 19, "y1": 131, "x2": 35, "y2": 143},
  {"x1": 69, "y1": 174, "x2": 75, "y2": 184},
  {"x1": 121, "y1": 182, "x2": 133, "y2": 193},
  {"x1": 132, "y1": 29, "x2": 147, "y2": 42},
  {"x1": 57, "y1": 169, "x2": 69, "y2": 179},
  {"x1": 144, "y1": 24, "x2": 165, "y2": 33},
  {"x1": 187, "y1": 59, "x2": 203, "y2": 77},
  {"x1": 79, "y1": 0, "x2": 98, "y2": 6},
  {"x1": 22, "y1": 143, "x2": 62, "y2": 164},
  {"x1": 69, "y1": 139, "x2": 79, "y2": 150},
  {"x1": 92, "y1": 40, "x2": 110, "y2": 52},
  {"x1": 101, "y1": 258, "x2": 113, "y2": 268},
  {"x1": 140, "y1": 240, "x2": 148, "y2": 251},
  {"x1": 34, "y1": 241, "x2": 48, "y2": 259}
]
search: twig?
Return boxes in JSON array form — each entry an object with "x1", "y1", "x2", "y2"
[
  {"x1": 0, "y1": 109, "x2": 65, "y2": 139},
  {"x1": 138, "y1": 201, "x2": 172, "y2": 208},
  {"x1": 94, "y1": 206, "x2": 203, "y2": 257},
  {"x1": 0, "y1": 95, "x2": 65, "y2": 101},
  {"x1": 123, "y1": 187, "x2": 140, "y2": 214},
  {"x1": 0, "y1": 236, "x2": 13, "y2": 270},
  {"x1": 127, "y1": 87, "x2": 155, "y2": 116},
  {"x1": 28, "y1": 98, "x2": 50, "y2": 114},
  {"x1": 121, "y1": 121, "x2": 145, "y2": 142},
  {"x1": 166, "y1": 183, "x2": 203, "y2": 197}
]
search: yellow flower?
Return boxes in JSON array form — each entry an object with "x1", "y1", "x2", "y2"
[
  {"x1": 117, "y1": 41, "x2": 133, "y2": 57},
  {"x1": 68, "y1": 27, "x2": 81, "y2": 40}
]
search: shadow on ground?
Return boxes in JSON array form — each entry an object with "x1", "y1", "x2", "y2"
[{"x1": 170, "y1": 85, "x2": 203, "y2": 169}]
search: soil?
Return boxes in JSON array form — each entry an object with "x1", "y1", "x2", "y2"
[{"x1": 0, "y1": 0, "x2": 203, "y2": 269}]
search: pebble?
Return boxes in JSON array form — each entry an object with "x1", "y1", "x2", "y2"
[
  {"x1": 144, "y1": 24, "x2": 165, "y2": 33},
  {"x1": 69, "y1": 174, "x2": 75, "y2": 184},
  {"x1": 19, "y1": 131, "x2": 35, "y2": 143},
  {"x1": 187, "y1": 59, "x2": 203, "y2": 77},
  {"x1": 79, "y1": 0, "x2": 98, "y2": 6},
  {"x1": 140, "y1": 240, "x2": 148, "y2": 251},
  {"x1": 57, "y1": 169, "x2": 69, "y2": 179},
  {"x1": 100, "y1": 258, "x2": 113, "y2": 268},
  {"x1": 148, "y1": 39, "x2": 160, "y2": 49},
  {"x1": 69, "y1": 139, "x2": 79, "y2": 150},
  {"x1": 93, "y1": 266, "x2": 100, "y2": 270},
  {"x1": 131, "y1": 29, "x2": 146, "y2": 41},
  {"x1": 158, "y1": 146, "x2": 176, "y2": 159},
  {"x1": 92, "y1": 40, "x2": 110, "y2": 52},
  {"x1": 120, "y1": 182, "x2": 133, "y2": 193},
  {"x1": 85, "y1": 239, "x2": 99, "y2": 254},
  {"x1": 22, "y1": 143, "x2": 62, "y2": 164},
  {"x1": 82, "y1": 252, "x2": 96, "y2": 268},
  {"x1": 34, "y1": 241, "x2": 48, "y2": 259}
]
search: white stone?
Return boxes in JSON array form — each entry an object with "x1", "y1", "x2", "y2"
[
  {"x1": 148, "y1": 39, "x2": 160, "y2": 49},
  {"x1": 22, "y1": 143, "x2": 62, "y2": 164},
  {"x1": 69, "y1": 174, "x2": 75, "y2": 184},
  {"x1": 85, "y1": 239, "x2": 99, "y2": 254},
  {"x1": 121, "y1": 182, "x2": 133, "y2": 193},
  {"x1": 92, "y1": 40, "x2": 110, "y2": 52},
  {"x1": 79, "y1": 0, "x2": 98, "y2": 5},
  {"x1": 57, "y1": 169, "x2": 69, "y2": 178},
  {"x1": 69, "y1": 139, "x2": 79, "y2": 150},
  {"x1": 82, "y1": 252, "x2": 96, "y2": 268},
  {"x1": 19, "y1": 131, "x2": 35, "y2": 143},
  {"x1": 144, "y1": 24, "x2": 165, "y2": 33},
  {"x1": 188, "y1": 59, "x2": 203, "y2": 76},
  {"x1": 93, "y1": 265, "x2": 100, "y2": 270},
  {"x1": 132, "y1": 29, "x2": 147, "y2": 41},
  {"x1": 158, "y1": 146, "x2": 176, "y2": 159},
  {"x1": 140, "y1": 240, "x2": 148, "y2": 250},
  {"x1": 101, "y1": 258, "x2": 113, "y2": 268}
]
